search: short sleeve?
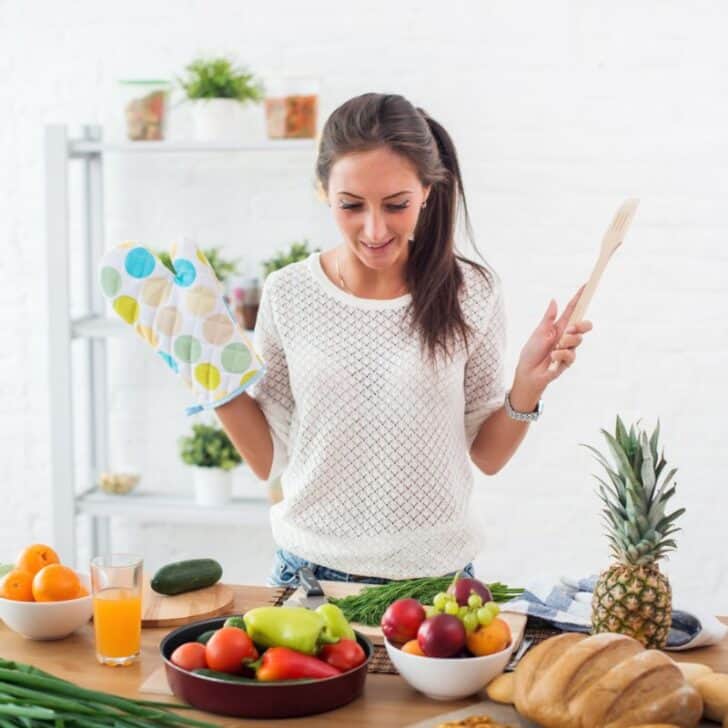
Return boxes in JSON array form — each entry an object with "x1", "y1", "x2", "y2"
[
  {"x1": 463, "y1": 281, "x2": 506, "y2": 446},
  {"x1": 248, "y1": 275, "x2": 295, "y2": 481}
]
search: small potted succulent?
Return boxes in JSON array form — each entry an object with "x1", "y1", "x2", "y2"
[
  {"x1": 178, "y1": 56, "x2": 264, "y2": 141},
  {"x1": 179, "y1": 422, "x2": 242, "y2": 506}
]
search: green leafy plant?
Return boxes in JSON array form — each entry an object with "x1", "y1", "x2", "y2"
[
  {"x1": 157, "y1": 247, "x2": 240, "y2": 284},
  {"x1": 179, "y1": 423, "x2": 242, "y2": 471},
  {"x1": 178, "y1": 56, "x2": 264, "y2": 104},
  {"x1": 262, "y1": 240, "x2": 319, "y2": 278}
]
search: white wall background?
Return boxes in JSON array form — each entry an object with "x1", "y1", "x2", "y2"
[{"x1": 1, "y1": 1, "x2": 727, "y2": 609}]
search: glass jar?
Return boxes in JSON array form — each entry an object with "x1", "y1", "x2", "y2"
[
  {"x1": 264, "y1": 77, "x2": 319, "y2": 139},
  {"x1": 117, "y1": 79, "x2": 171, "y2": 141}
]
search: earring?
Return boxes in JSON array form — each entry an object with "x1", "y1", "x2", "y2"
[{"x1": 421, "y1": 200, "x2": 427, "y2": 209}]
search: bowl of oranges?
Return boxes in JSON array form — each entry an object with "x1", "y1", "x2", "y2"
[{"x1": 0, "y1": 544, "x2": 92, "y2": 640}]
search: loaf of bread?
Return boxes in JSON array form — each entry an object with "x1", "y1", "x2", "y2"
[
  {"x1": 513, "y1": 632, "x2": 703, "y2": 728},
  {"x1": 694, "y1": 673, "x2": 728, "y2": 722},
  {"x1": 676, "y1": 661, "x2": 713, "y2": 687},
  {"x1": 485, "y1": 672, "x2": 515, "y2": 704}
]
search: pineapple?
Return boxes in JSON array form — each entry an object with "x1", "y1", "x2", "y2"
[{"x1": 586, "y1": 416, "x2": 685, "y2": 649}]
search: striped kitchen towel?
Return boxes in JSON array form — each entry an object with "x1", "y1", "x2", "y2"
[{"x1": 500, "y1": 575, "x2": 727, "y2": 651}]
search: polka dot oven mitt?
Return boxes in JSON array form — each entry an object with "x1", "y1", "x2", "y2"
[{"x1": 99, "y1": 238, "x2": 265, "y2": 415}]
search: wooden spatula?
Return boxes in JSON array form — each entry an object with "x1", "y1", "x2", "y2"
[{"x1": 548, "y1": 198, "x2": 639, "y2": 372}]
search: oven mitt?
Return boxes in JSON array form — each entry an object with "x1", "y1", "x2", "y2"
[{"x1": 98, "y1": 238, "x2": 265, "y2": 415}]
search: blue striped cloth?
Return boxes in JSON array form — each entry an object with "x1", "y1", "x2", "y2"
[{"x1": 500, "y1": 575, "x2": 727, "y2": 651}]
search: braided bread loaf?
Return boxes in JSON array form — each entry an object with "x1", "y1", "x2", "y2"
[{"x1": 513, "y1": 632, "x2": 703, "y2": 728}]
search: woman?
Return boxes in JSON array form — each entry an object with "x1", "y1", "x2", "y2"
[{"x1": 216, "y1": 92, "x2": 592, "y2": 587}]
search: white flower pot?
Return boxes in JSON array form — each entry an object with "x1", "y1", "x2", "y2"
[
  {"x1": 193, "y1": 467, "x2": 232, "y2": 506},
  {"x1": 189, "y1": 98, "x2": 263, "y2": 142}
]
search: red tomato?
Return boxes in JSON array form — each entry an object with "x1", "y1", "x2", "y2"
[
  {"x1": 170, "y1": 642, "x2": 207, "y2": 671},
  {"x1": 205, "y1": 627, "x2": 258, "y2": 674}
]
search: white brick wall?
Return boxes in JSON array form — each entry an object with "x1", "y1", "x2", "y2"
[{"x1": 1, "y1": 1, "x2": 726, "y2": 609}]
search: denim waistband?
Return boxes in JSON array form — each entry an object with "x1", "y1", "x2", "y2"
[{"x1": 268, "y1": 547, "x2": 475, "y2": 588}]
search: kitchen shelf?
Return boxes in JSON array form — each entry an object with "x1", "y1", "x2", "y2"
[
  {"x1": 45, "y1": 123, "x2": 307, "y2": 566},
  {"x1": 71, "y1": 314, "x2": 253, "y2": 341},
  {"x1": 77, "y1": 490, "x2": 269, "y2": 525},
  {"x1": 69, "y1": 138, "x2": 316, "y2": 157}
]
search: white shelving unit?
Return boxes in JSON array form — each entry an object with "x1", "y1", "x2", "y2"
[{"x1": 45, "y1": 125, "x2": 314, "y2": 566}]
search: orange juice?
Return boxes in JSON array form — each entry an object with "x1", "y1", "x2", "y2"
[{"x1": 93, "y1": 587, "x2": 141, "y2": 659}]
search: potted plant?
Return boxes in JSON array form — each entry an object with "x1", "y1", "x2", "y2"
[
  {"x1": 179, "y1": 423, "x2": 242, "y2": 506},
  {"x1": 178, "y1": 56, "x2": 265, "y2": 141},
  {"x1": 262, "y1": 239, "x2": 319, "y2": 279}
]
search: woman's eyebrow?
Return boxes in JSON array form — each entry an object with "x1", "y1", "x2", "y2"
[{"x1": 337, "y1": 190, "x2": 413, "y2": 200}]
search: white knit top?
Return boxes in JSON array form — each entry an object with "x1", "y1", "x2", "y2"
[{"x1": 249, "y1": 253, "x2": 506, "y2": 579}]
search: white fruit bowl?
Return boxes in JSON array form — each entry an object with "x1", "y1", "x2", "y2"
[
  {"x1": 384, "y1": 637, "x2": 514, "y2": 700},
  {"x1": 0, "y1": 573, "x2": 92, "y2": 640}
]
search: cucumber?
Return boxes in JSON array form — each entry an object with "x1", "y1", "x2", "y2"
[
  {"x1": 196, "y1": 629, "x2": 217, "y2": 645},
  {"x1": 151, "y1": 558, "x2": 223, "y2": 596},
  {"x1": 193, "y1": 669, "x2": 257, "y2": 683},
  {"x1": 223, "y1": 616, "x2": 246, "y2": 631}
]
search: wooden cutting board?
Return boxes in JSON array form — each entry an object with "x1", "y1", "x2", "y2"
[
  {"x1": 287, "y1": 580, "x2": 527, "y2": 649},
  {"x1": 142, "y1": 578, "x2": 234, "y2": 627}
]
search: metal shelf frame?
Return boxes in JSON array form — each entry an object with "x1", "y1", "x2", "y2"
[{"x1": 44, "y1": 125, "x2": 310, "y2": 565}]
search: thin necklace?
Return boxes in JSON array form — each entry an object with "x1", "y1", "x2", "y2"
[{"x1": 335, "y1": 253, "x2": 407, "y2": 297}]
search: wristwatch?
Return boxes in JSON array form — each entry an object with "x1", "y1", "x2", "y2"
[{"x1": 504, "y1": 390, "x2": 543, "y2": 422}]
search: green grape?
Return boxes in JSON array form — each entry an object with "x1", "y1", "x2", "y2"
[
  {"x1": 458, "y1": 606, "x2": 469, "y2": 619},
  {"x1": 463, "y1": 612, "x2": 479, "y2": 633},
  {"x1": 433, "y1": 592, "x2": 448, "y2": 611},
  {"x1": 467, "y1": 593, "x2": 483, "y2": 609},
  {"x1": 477, "y1": 606, "x2": 493, "y2": 627},
  {"x1": 485, "y1": 601, "x2": 500, "y2": 618},
  {"x1": 444, "y1": 600, "x2": 460, "y2": 616},
  {"x1": 424, "y1": 605, "x2": 437, "y2": 618}
]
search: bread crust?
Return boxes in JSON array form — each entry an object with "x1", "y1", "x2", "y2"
[{"x1": 513, "y1": 633, "x2": 703, "y2": 728}]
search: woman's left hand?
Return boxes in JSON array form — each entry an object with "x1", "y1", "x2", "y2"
[{"x1": 515, "y1": 285, "x2": 593, "y2": 391}]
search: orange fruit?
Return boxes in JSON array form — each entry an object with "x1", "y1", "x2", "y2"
[
  {"x1": 1, "y1": 569, "x2": 34, "y2": 601},
  {"x1": 401, "y1": 639, "x2": 425, "y2": 656},
  {"x1": 466, "y1": 617, "x2": 512, "y2": 657},
  {"x1": 32, "y1": 564, "x2": 81, "y2": 602},
  {"x1": 16, "y1": 544, "x2": 60, "y2": 576},
  {"x1": 76, "y1": 585, "x2": 89, "y2": 598}
]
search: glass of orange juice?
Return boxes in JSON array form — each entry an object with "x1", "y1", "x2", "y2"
[{"x1": 90, "y1": 554, "x2": 143, "y2": 666}]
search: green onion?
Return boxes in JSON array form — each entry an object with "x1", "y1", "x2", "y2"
[
  {"x1": 0, "y1": 661, "x2": 219, "y2": 728},
  {"x1": 328, "y1": 576, "x2": 524, "y2": 626}
]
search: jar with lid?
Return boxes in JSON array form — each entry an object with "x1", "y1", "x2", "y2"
[{"x1": 264, "y1": 77, "x2": 319, "y2": 139}]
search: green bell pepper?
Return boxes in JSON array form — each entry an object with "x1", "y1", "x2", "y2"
[
  {"x1": 316, "y1": 603, "x2": 356, "y2": 641},
  {"x1": 243, "y1": 606, "x2": 338, "y2": 655}
]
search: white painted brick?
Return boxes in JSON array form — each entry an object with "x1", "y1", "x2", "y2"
[{"x1": 1, "y1": 0, "x2": 726, "y2": 600}]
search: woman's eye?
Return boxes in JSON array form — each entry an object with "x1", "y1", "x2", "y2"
[{"x1": 337, "y1": 201, "x2": 410, "y2": 211}]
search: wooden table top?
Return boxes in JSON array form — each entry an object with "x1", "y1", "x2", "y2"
[{"x1": 1, "y1": 584, "x2": 726, "y2": 727}]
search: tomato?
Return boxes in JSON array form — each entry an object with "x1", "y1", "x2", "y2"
[
  {"x1": 170, "y1": 642, "x2": 207, "y2": 671},
  {"x1": 318, "y1": 639, "x2": 366, "y2": 672},
  {"x1": 205, "y1": 627, "x2": 258, "y2": 674}
]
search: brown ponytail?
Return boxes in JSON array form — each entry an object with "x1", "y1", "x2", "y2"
[{"x1": 316, "y1": 93, "x2": 492, "y2": 361}]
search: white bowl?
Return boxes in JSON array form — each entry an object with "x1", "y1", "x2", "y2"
[
  {"x1": 0, "y1": 573, "x2": 92, "y2": 640},
  {"x1": 384, "y1": 636, "x2": 515, "y2": 700}
]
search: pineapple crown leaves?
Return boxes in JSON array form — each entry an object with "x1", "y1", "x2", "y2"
[{"x1": 582, "y1": 416, "x2": 685, "y2": 566}]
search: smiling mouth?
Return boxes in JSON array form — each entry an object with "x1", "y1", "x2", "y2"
[{"x1": 361, "y1": 238, "x2": 395, "y2": 250}]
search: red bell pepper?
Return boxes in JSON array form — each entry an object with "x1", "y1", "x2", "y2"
[
  {"x1": 318, "y1": 639, "x2": 366, "y2": 672},
  {"x1": 254, "y1": 647, "x2": 341, "y2": 681}
]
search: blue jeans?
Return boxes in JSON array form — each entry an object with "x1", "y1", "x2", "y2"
[{"x1": 268, "y1": 547, "x2": 475, "y2": 588}]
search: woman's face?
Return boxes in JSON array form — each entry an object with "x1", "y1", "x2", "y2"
[{"x1": 327, "y1": 146, "x2": 430, "y2": 272}]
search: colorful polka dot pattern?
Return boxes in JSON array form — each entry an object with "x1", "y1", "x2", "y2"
[{"x1": 98, "y1": 238, "x2": 265, "y2": 411}]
